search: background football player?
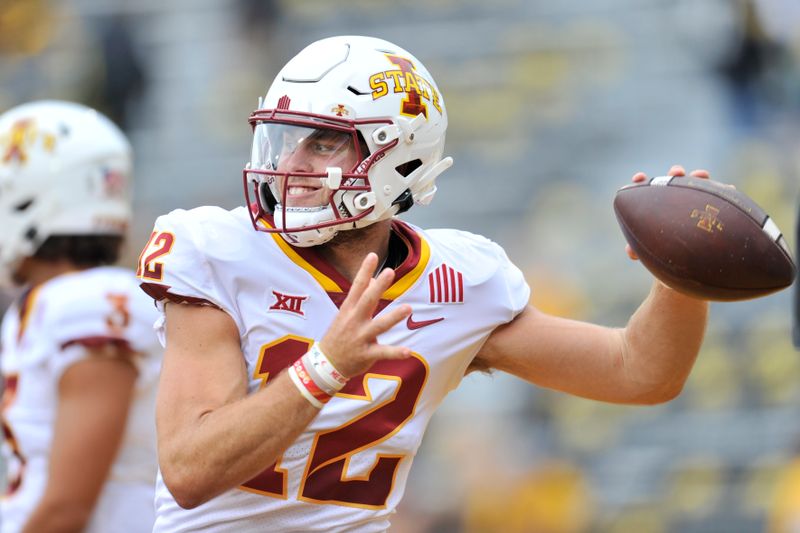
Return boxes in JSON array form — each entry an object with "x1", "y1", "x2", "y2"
[
  {"x1": 0, "y1": 100, "x2": 162, "y2": 533},
  {"x1": 138, "y1": 35, "x2": 709, "y2": 531}
]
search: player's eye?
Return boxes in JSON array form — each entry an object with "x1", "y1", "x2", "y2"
[{"x1": 311, "y1": 142, "x2": 340, "y2": 155}]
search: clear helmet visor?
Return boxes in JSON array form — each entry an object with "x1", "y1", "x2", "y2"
[{"x1": 251, "y1": 122, "x2": 361, "y2": 210}]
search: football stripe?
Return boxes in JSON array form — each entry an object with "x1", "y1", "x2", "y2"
[{"x1": 763, "y1": 217, "x2": 781, "y2": 241}]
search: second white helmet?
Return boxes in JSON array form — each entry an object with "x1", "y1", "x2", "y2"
[{"x1": 0, "y1": 100, "x2": 132, "y2": 285}]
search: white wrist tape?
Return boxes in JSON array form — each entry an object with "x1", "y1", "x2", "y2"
[{"x1": 302, "y1": 342, "x2": 348, "y2": 393}]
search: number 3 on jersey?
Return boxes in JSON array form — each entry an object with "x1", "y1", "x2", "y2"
[
  {"x1": 137, "y1": 231, "x2": 176, "y2": 281},
  {"x1": 242, "y1": 335, "x2": 429, "y2": 509}
]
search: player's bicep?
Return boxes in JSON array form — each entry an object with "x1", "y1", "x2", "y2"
[
  {"x1": 44, "y1": 351, "x2": 138, "y2": 514},
  {"x1": 158, "y1": 303, "x2": 248, "y2": 430}
]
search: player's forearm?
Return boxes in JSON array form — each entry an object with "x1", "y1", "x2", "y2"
[
  {"x1": 620, "y1": 280, "x2": 708, "y2": 402},
  {"x1": 23, "y1": 499, "x2": 92, "y2": 533},
  {"x1": 159, "y1": 370, "x2": 319, "y2": 509}
]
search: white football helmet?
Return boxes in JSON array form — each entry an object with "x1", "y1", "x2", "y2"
[
  {"x1": 244, "y1": 35, "x2": 453, "y2": 247},
  {"x1": 0, "y1": 100, "x2": 132, "y2": 286}
]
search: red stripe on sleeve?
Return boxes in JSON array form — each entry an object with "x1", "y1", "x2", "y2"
[
  {"x1": 435, "y1": 267, "x2": 443, "y2": 303},
  {"x1": 442, "y1": 264, "x2": 450, "y2": 302}
]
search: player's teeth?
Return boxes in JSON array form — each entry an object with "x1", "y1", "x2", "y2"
[{"x1": 289, "y1": 186, "x2": 312, "y2": 194}]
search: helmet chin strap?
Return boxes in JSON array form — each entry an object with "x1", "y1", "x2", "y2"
[{"x1": 280, "y1": 224, "x2": 339, "y2": 247}]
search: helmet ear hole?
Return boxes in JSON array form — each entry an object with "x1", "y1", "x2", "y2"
[
  {"x1": 392, "y1": 189, "x2": 414, "y2": 214},
  {"x1": 15, "y1": 199, "x2": 34, "y2": 212},
  {"x1": 24, "y1": 227, "x2": 38, "y2": 242},
  {"x1": 395, "y1": 159, "x2": 422, "y2": 178}
]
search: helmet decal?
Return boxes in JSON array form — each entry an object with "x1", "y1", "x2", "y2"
[
  {"x1": 102, "y1": 168, "x2": 128, "y2": 198},
  {"x1": 277, "y1": 95, "x2": 291, "y2": 110},
  {"x1": 1, "y1": 119, "x2": 57, "y2": 164},
  {"x1": 330, "y1": 104, "x2": 349, "y2": 117},
  {"x1": 368, "y1": 54, "x2": 442, "y2": 118}
]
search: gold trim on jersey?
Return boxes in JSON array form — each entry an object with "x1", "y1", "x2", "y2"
[
  {"x1": 257, "y1": 217, "x2": 431, "y2": 302},
  {"x1": 16, "y1": 285, "x2": 42, "y2": 342},
  {"x1": 258, "y1": 218, "x2": 343, "y2": 293},
  {"x1": 383, "y1": 237, "x2": 429, "y2": 300}
]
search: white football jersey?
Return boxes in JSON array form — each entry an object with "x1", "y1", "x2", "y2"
[
  {"x1": 139, "y1": 206, "x2": 530, "y2": 533},
  {"x1": 0, "y1": 267, "x2": 162, "y2": 533}
]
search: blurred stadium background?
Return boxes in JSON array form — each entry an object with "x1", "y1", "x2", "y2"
[{"x1": 1, "y1": 0, "x2": 799, "y2": 531}]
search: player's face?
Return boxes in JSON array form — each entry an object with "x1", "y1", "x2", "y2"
[{"x1": 253, "y1": 124, "x2": 360, "y2": 209}]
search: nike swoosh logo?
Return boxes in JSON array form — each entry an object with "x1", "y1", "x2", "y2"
[{"x1": 406, "y1": 315, "x2": 445, "y2": 330}]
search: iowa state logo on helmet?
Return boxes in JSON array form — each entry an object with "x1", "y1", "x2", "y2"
[
  {"x1": 0, "y1": 119, "x2": 57, "y2": 164},
  {"x1": 369, "y1": 54, "x2": 442, "y2": 119}
]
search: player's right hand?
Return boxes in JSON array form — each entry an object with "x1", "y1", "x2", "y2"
[
  {"x1": 625, "y1": 165, "x2": 710, "y2": 261},
  {"x1": 319, "y1": 252, "x2": 413, "y2": 378}
]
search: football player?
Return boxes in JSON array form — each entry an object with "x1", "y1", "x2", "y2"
[
  {"x1": 138, "y1": 35, "x2": 709, "y2": 531},
  {"x1": 0, "y1": 101, "x2": 162, "y2": 533}
]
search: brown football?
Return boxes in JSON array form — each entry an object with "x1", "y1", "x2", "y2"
[{"x1": 613, "y1": 176, "x2": 796, "y2": 301}]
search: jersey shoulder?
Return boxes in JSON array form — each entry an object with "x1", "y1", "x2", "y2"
[
  {"x1": 421, "y1": 227, "x2": 514, "y2": 279},
  {"x1": 151, "y1": 205, "x2": 251, "y2": 247},
  {"x1": 138, "y1": 206, "x2": 273, "y2": 311},
  {"x1": 416, "y1": 225, "x2": 531, "y2": 318},
  {"x1": 146, "y1": 205, "x2": 253, "y2": 266}
]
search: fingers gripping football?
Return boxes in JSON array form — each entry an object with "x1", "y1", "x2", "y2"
[
  {"x1": 319, "y1": 253, "x2": 412, "y2": 378},
  {"x1": 615, "y1": 167, "x2": 795, "y2": 300},
  {"x1": 625, "y1": 165, "x2": 710, "y2": 260}
]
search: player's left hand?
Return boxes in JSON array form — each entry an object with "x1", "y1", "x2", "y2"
[
  {"x1": 318, "y1": 253, "x2": 413, "y2": 379},
  {"x1": 626, "y1": 164, "x2": 710, "y2": 261}
]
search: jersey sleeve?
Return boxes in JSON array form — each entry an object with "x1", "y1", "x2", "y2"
[
  {"x1": 137, "y1": 207, "x2": 247, "y2": 344},
  {"x1": 45, "y1": 277, "x2": 161, "y2": 381},
  {"x1": 491, "y1": 240, "x2": 531, "y2": 322},
  {"x1": 428, "y1": 227, "x2": 530, "y2": 323},
  {"x1": 137, "y1": 208, "x2": 228, "y2": 310}
]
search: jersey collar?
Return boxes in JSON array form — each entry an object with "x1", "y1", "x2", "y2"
[{"x1": 258, "y1": 216, "x2": 430, "y2": 308}]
